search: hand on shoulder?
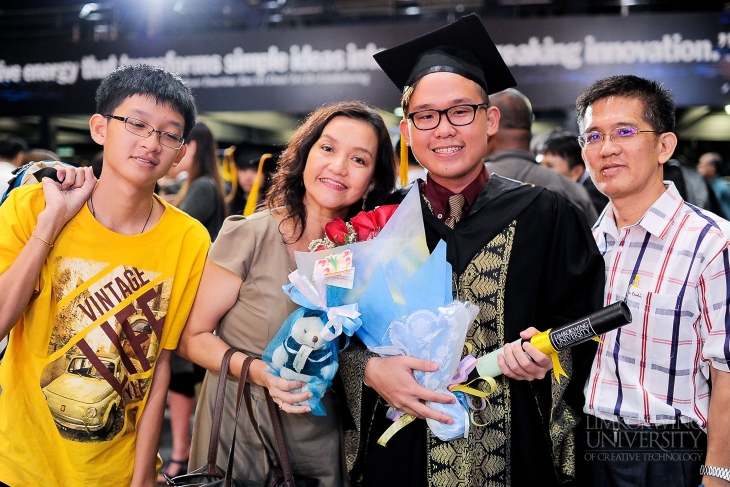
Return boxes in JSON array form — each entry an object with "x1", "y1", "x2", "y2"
[{"x1": 40, "y1": 166, "x2": 96, "y2": 225}]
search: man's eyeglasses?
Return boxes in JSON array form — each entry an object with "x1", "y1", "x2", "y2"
[
  {"x1": 104, "y1": 115, "x2": 185, "y2": 149},
  {"x1": 578, "y1": 126, "x2": 660, "y2": 149},
  {"x1": 407, "y1": 104, "x2": 488, "y2": 131}
]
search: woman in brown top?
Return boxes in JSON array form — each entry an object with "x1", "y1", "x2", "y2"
[{"x1": 178, "y1": 101, "x2": 396, "y2": 486}]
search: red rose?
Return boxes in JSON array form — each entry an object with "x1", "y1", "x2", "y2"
[
  {"x1": 324, "y1": 218, "x2": 349, "y2": 245},
  {"x1": 350, "y1": 211, "x2": 379, "y2": 241},
  {"x1": 373, "y1": 205, "x2": 398, "y2": 230}
]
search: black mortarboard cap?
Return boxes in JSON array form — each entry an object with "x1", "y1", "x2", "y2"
[{"x1": 374, "y1": 13, "x2": 516, "y2": 95}]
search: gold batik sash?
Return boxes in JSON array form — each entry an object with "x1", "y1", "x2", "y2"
[
  {"x1": 425, "y1": 221, "x2": 579, "y2": 487},
  {"x1": 427, "y1": 222, "x2": 516, "y2": 487}
]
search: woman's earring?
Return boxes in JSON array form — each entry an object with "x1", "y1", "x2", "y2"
[{"x1": 361, "y1": 194, "x2": 367, "y2": 211}]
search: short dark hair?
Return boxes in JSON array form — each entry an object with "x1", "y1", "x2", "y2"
[
  {"x1": 401, "y1": 78, "x2": 489, "y2": 113},
  {"x1": 95, "y1": 64, "x2": 197, "y2": 139},
  {"x1": 266, "y1": 100, "x2": 396, "y2": 242},
  {"x1": 542, "y1": 131, "x2": 583, "y2": 170},
  {"x1": 0, "y1": 134, "x2": 29, "y2": 160},
  {"x1": 576, "y1": 75, "x2": 675, "y2": 134}
]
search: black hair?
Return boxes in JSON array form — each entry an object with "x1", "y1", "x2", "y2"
[
  {"x1": 266, "y1": 100, "x2": 396, "y2": 243},
  {"x1": 174, "y1": 122, "x2": 225, "y2": 209},
  {"x1": 542, "y1": 131, "x2": 583, "y2": 170},
  {"x1": 0, "y1": 134, "x2": 29, "y2": 160},
  {"x1": 576, "y1": 75, "x2": 675, "y2": 134},
  {"x1": 401, "y1": 78, "x2": 489, "y2": 113},
  {"x1": 95, "y1": 64, "x2": 197, "y2": 139}
]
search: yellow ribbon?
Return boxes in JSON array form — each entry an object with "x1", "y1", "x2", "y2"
[
  {"x1": 450, "y1": 376, "x2": 497, "y2": 399},
  {"x1": 376, "y1": 374, "x2": 499, "y2": 446},
  {"x1": 529, "y1": 330, "x2": 568, "y2": 383},
  {"x1": 452, "y1": 375, "x2": 498, "y2": 427},
  {"x1": 377, "y1": 413, "x2": 417, "y2": 446}
]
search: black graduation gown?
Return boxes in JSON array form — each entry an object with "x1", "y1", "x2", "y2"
[{"x1": 353, "y1": 175, "x2": 605, "y2": 487}]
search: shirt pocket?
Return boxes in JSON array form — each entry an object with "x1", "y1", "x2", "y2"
[{"x1": 622, "y1": 288, "x2": 697, "y2": 370}]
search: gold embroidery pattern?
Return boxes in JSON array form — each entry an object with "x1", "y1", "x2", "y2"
[
  {"x1": 548, "y1": 350, "x2": 579, "y2": 482},
  {"x1": 428, "y1": 222, "x2": 516, "y2": 487}
]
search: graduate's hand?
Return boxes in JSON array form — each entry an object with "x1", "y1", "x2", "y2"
[
  {"x1": 364, "y1": 356, "x2": 455, "y2": 424},
  {"x1": 39, "y1": 166, "x2": 96, "y2": 229},
  {"x1": 498, "y1": 327, "x2": 553, "y2": 381}
]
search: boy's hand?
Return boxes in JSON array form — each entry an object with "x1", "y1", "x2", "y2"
[
  {"x1": 40, "y1": 166, "x2": 96, "y2": 227},
  {"x1": 365, "y1": 355, "x2": 456, "y2": 424},
  {"x1": 498, "y1": 327, "x2": 553, "y2": 381}
]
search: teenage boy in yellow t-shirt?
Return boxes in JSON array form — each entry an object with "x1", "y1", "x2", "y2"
[{"x1": 0, "y1": 64, "x2": 210, "y2": 487}]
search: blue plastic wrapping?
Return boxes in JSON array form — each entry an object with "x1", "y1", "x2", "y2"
[
  {"x1": 359, "y1": 240, "x2": 480, "y2": 441},
  {"x1": 262, "y1": 270, "x2": 362, "y2": 416}
]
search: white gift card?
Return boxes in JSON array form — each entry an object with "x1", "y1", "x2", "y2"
[{"x1": 314, "y1": 249, "x2": 355, "y2": 289}]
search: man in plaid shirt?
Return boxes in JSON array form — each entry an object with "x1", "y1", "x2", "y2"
[{"x1": 576, "y1": 74, "x2": 730, "y2": 487}]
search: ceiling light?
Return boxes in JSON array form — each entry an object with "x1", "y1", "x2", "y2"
[
  {"x1": 404, "y1": 6, "x2": 421, "y2": 15},
  {"x1": 79, "y1": 3, "x2": 99, "y2": 20}
]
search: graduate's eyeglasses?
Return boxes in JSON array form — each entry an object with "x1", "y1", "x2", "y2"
[
  {"x1": 407, "y1": 104, "x2": 488, "y2": 131},
  {"x1": 578, "y1": 126, "x2": 660, "y2": 149},
  {"x1": 104, "y1": 115, "x2": 185, "y2": 149}
]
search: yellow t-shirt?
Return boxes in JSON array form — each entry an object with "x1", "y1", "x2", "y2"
[{"x1": 0, "y1": 184, "x2": 210, "y2": 487}]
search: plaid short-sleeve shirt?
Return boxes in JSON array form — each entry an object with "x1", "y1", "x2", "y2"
[{"x1": 585, "y1": 183, "x2": 730, "y2": 429}]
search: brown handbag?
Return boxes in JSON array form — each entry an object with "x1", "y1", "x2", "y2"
[{"x1": 165, "y1": 349, "x2": 318, "y2": 487}]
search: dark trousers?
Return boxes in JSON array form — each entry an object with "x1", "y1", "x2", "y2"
[
  {"x1": 360, "y1": 401, "x2": 427, "y2": 487},
  {"x1": 576, "y1": 416, "x2": 706, "y2": 487}
]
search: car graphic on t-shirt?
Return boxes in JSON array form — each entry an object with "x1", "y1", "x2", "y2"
[{"x1": 42, "y1": 355, "x2": 124, "y2": 435}]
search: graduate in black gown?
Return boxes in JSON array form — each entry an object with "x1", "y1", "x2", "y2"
[{"x1": 338, "y1": 14, "x2": 605, "y2": 487}]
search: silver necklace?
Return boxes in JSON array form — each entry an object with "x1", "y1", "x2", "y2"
[{"x1": 89, "y1": 186, "x2": 155, "y2": 234}]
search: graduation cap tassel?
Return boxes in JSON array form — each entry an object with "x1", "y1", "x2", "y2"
[
  {"x1": 243, "y1": 153, "x2": 272, "y2": 217},
  {"x1": 222, "y1": 145, "x2": 237, "y2": 201},
  {"x1": 399, "y1": 126, "x2": 409, "y2": 187}
]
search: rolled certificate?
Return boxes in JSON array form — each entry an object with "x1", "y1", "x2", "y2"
[{"x1": 476, "y1": 301, "x2": 632, "y2": 379}]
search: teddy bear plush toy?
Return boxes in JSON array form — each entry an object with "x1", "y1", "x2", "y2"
[{"x1": 271, "y1": 313, "x2": 337, "y2": 386}]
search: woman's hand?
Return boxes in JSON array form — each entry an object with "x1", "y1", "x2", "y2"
[{"x1": 249, "y1": 358, "x2": 313, "y2": 414}]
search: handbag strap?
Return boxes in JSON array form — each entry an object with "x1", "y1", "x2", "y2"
[
  {"x1": 244, "y1": 385, "x2": 278, "y2": 475},
  {"x1": 264, "y1": 389, "x2": 297, "y2": 487},
  {"x1": 205, "y1": 348, "x2": 237, "y2": 474},
  {"x1": 243, "y1": 385, "x2": 296, "y2": 486},
  {"x1": 221, "y1": 355, "x2": 255, "y2": 487}
]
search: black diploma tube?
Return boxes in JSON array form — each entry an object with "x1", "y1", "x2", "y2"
[{"x1": 476, "y1": 301, "x2": 632, "y2": 378}]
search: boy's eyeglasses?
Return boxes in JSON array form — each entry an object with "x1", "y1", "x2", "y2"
[
  {"x1": 407, "y1": 104, "x2": 488, "y2": 131},
  {"x1": 104, "y1": 115, "x2": 185, "y2": 149},
  {"x1": 578, "y1": 126, "x2": 660, "y2": 149}
]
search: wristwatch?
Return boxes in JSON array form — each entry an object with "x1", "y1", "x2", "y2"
[{"x1": 700, "y1": 465, "x2": 730, "y2": 482}]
